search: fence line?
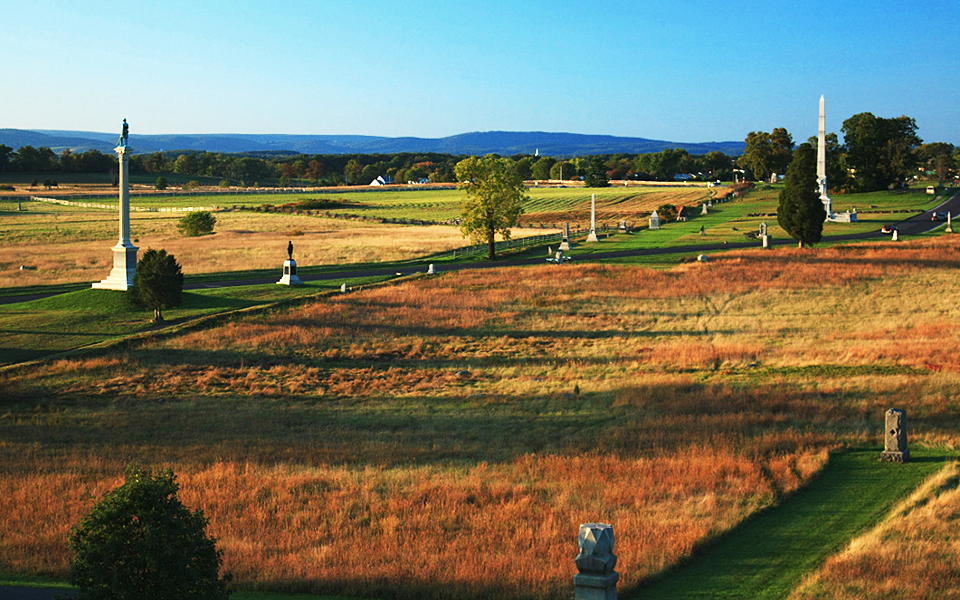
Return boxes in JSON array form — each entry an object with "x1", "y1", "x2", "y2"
[{"x1": 29, "y1": 197, "x2": 213, "y2": 213}]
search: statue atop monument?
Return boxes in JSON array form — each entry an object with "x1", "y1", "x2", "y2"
[{"x1": 118, "y1": 119, "x2": 129, "y2": 147}]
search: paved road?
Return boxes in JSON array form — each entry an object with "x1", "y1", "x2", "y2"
[{"x1": 1, "y1": 193, "x2": 958, "y2": 600}]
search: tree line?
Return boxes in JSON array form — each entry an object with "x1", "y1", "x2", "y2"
[
  {"x1": 2, "y1": 112, "x2": 955, "y2": 191},
  {"x1": 739, "y1": 112, "x2": 958, "y2": 193}
]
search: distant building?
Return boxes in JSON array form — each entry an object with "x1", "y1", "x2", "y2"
[{"x1": 369, "y1": 175, "x2": 394, "y2": 186}]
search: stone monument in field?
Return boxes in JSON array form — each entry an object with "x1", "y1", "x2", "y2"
[
  {"x1": 93, "y1": 119, "x2": 138, "y2": 291},
  {"x1": 277, "y1": 240, "x2": 304, "y2": 285},
  {"x1": 574, "y1": 523, "x2": 618, "y2": 600},
  {"x1": 880, "y1": 408, "x2": 909, "y2": 462},
  {"x1": 586, "y1": 193, "x2": 599, "y2": 242}
]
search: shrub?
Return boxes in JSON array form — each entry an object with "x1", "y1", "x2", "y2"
[
  {"x1": 155, "y1": 176, "x2": 168, "y2": 190},
  {"x1": 183, "y1": 180, "x2": 200, "y2": 190},
  {"x1": 67, "y1": 465, "x2": 229, "y2": 600},
  {"x1": 178, "y1": 211, "x2": 216, "y2": 237},
  {"x1": 218, "y1": 179, "x2": 230, "y2": 188}
]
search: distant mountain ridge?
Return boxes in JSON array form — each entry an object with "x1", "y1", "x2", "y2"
[{"x1": 0, "y1": 128, "x2": 745, "y2": 157}]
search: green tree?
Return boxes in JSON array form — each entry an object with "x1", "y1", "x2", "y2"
[
  {"x1": 155, "y1": 176, "x2": 168, "y2": 190},
  {"x1": 178, "y1": 211, "x2": 217, "y2": 237},
  {"x1": 531, "y1": 156, "x2": 556, "y2": 180},
  {"x1": 742, "y1": 129, "x2": 794, "y2": 182},
  {"x1": 777, "y1": 143, "x2": 825, "y2": 248},
  {"x1": 130, "y1": 249, "x2": 184, "y2": 323},
  {"x1": 68, "y1": 465, "x2": 229, "y2": 600},
  {"x1": 0, "y1": 144, "x2": 12, "y2": 174},
  {"x1": 584, "y1": 156, "x2": 610, "y2": 187},
  {"x1": 455, "y1": 155, "x2": 528, "y2": 260},
  {"x1": 918, "y1": 142, "x2": 955, "y2": 186},
  {"x1": 842, "y1": 112, "x2": 921, "y2": 192}
]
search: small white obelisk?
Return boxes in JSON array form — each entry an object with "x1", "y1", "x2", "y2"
[
  {"x1": 818, "y1": 95, "x2": 833, "y2": 220},
  {"x1": 586, "y1": 193, "x2": 599, "y2": 242},
  {"x1": 93, "y1": 122, "x2": 138, "y2": 290}
]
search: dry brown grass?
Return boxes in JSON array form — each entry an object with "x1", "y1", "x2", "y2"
[
  {"x1": 2, "y1": 235, "x2": 960, "y2": 598},
  {"x1": 0, "y1": 208, "x2": 543, "y2": 287}
]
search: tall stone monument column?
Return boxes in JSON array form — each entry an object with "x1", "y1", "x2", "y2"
[
  {"x1": 817, "y1": 95, "x2": 834, "y2": 220},
  {"x1": 93, "y1": 126, "x2": 138, "y2": 291},
  {"x1": 586, "y1": 193, "x2": 599, "y2": 242}
]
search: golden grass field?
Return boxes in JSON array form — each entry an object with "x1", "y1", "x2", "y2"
[
  {"x1": 3, "y1": 233, "x2": 960, "y2": 599},
  {"x1": 0, "y1": 206, "x2": 546, "y2": 287}
]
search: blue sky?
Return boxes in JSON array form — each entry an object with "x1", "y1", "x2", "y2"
[{"x1": 3, "y1": 0, "x2": 958, "y2": 145}]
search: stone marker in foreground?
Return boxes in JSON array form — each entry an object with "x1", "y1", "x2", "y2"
[
  {"x1": 574, "y1": 523, "x2": 618, "y2": 600},
  {"x1": 880, "y1": 408, "x2": 909, "y2": 462}
]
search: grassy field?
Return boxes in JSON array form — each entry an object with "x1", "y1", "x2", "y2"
[
  {"x1": 2, "y1": 232, "x2": 960, "y2": 599},
  {"x1": 2, "y1": 185, "x2": 947, "y2": 290}
]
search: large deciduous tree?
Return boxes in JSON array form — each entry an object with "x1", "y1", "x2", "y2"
[
  {"x1": 918, "y1": 142, "x2": 955, "y2": 187},
  {"x1": 455, "y1": 155, "x2": 527, "y2": 260},
  {"x1": 741, "y1": 128, "x2": 794, "y2": 182},
  {"x1": 777, "y1": 143, "x2": 825, "y2": 248},
  {"x1": 130, "y1": 249, "x2": 184, "y2": 323},
  {"x1": 842, "y1": 112, "x2": 921, "y2": 192},
  {"x1": 68, "y1": 465, "x2": 229, "y2": 600}
]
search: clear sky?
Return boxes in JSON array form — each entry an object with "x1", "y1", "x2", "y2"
[{"x1": 3, "y1": 0, "x2": 958, "y2": 145}]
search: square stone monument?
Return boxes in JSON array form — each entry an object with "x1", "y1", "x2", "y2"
[
  {"x1": 649, "y1": 210, "x2": 661, "y2": 230},
  {"x1": 880, "y1": 408, "x2": 909, "y2": 462},
  {"x1": 560, "y1": 222, "x2": 572, "y2": 251},
  {"x1": 277, "y1": 259, "x2": 303, "y2": 286},
  {"x1": 574, "y1": 523, "x2": 618, "y2": 600}
]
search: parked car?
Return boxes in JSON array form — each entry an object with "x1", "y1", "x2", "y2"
[
  {"x1": 881, "y1": 224, "x2": 897, "y2": 234},
  {"x1": 931, "y1": 212, "x2": 947, "y2": 221}
]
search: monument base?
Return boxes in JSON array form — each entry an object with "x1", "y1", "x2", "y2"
[
  {"x1": 586, "y1": 230, "x2": 599, "y2": 242},
  {"x1": 559, "y1": 241, "x2": 572, "y2": 251},
  {"x1": 92, "y1": 243, "x2": 138, "y2": 291},
  {"x1": 761, "y1": 234, "x2": 771, "y2": 249},
  {"x1": 574, "y1": 572, "x2": 619, "y2": 600},
  {"x1": 277, "y1": 259, "x2": 303, "y2": 286},
  {"x1": 880, "y1": 450, "x2": 910, "y2": 463}
]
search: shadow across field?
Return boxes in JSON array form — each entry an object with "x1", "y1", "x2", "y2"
[{"x1": 627, "y1": 448, "x2": 953, "y2": 600}]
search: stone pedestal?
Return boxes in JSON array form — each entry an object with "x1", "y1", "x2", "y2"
[
  {"x1": 574, "y1": 572, "x2": 619, "y2": 600},
  {"x1": 559, "y1": 222, "x2": 572, "y2": 251},
  {"x1": 277, "y1": 259, "x2": 303, "y2": 285},
  {"x1": 93, "y1": 145, "x2": 137, "y2": 290},
  {"x1": 761, "y1": 234, "x2": 771, "y2": 249},
  {"x1": 947, "y1": 212, "x2": 953, "y2": 233},
  {"x1": 881, "y1": 408, "x2": 909, "y2": 462}
]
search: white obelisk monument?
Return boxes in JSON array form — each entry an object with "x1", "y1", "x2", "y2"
[
  {"x1": 93, "y1": 119, "x2": 138, "y2": 290},
  {"x1": 586, "y1": 193, "x2": 599, "y2": 242},
  {"x1": 817, "y1": 95, "x2": 833, "y2": 220}
]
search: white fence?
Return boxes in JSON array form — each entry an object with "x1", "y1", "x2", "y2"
[{"x1": 30, "y1": 197, "x2": 213, "y2": 213}]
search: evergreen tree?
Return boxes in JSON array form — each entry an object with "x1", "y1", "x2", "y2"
[
  {"x1": 68, "y1": 465, "x2": 229, "y2": 600},
  {"x1": 130, "y1": 249, "x2": 184, "y2": 323},
  {"x1": 777, "y1": 143, "x2": 825, "y2": 248}
]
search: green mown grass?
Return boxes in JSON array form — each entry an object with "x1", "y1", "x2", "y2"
[
  {"x1": 0, "y1": 276, "x2": 391, "y2": 366},
  {"x1": 631, "y1": 447, "x2": 953, "y2": 600}
]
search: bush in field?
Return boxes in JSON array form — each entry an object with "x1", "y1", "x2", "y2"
[
  {"x1": 155, "y1": 176, "x2": 168, "y2": 190},
  {"x1": 67, "y1": 465, "x2": 229, "y2": 600},
  {"x1": 218, "y1": 179, "x2": 230, "y2": 188},
  {"x1": 130, "y1": 248, "x2": 183, "y2": 323},
  {"x1": 183, "y1": 180, "x2": 200, "y2": 190},
  {"x1": 178, "y1": 211, "x2": 216, "y2": 237},
  {"x1": 656, "y1": 203, "x2": 678, "y2": 221}
]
